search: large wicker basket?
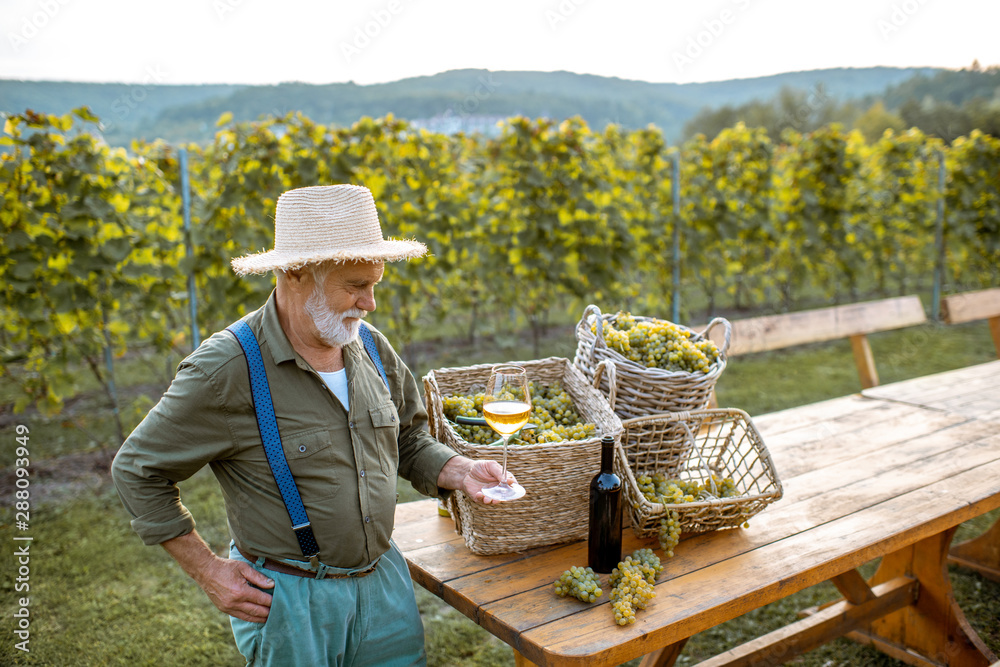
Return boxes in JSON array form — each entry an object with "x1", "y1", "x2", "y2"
[
  {"x1": 573, "y1": 304, "x2": 731, "y2": 419},
  {"x1": 423, "y1": 357, "x2": 623, "y2": 555},
  {"x1": 616, "y1": 409, "x2": 783, "y2": 538}
]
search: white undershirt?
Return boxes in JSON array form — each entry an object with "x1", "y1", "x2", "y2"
[{"x1": 317, "y1": 368, "x2": 350, "y2": 411}]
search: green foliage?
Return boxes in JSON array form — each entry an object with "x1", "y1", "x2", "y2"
[
  {"x1": 1, "y1": 109, "x2": 185, "y2": 419},
  {"x1": 944, "y1": 131, "x2": 1000, "y2": 286},
  {"x1": 2, "y1": 109, "x2": 999, "y2": 418}
]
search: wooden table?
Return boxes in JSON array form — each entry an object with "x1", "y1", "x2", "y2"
[{"x1": 396, "y1": 361, "x2": 1000, "y2": 667}]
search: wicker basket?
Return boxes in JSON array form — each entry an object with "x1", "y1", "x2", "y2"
[
  {"x1": 616, "y1": 409, "x2": 783, "y2": 538},
  {"x1": 423, "y1": 357, "x2": 623, "y2": 555},
  {"x1": 573, "y1": 304, "x2": 732, "y2": 419}
]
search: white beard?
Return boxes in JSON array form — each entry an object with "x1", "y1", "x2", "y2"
[{"x1": 304, "y1": 288, "x2": 366, "y2": 347}]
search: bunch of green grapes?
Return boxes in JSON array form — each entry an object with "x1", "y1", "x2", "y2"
[
  {"x1": 637, "y1": 472, "x2": 740, "y2": 505},
  {"x1": 630, "y1": 548, "x2": 663, "y2": 582},
  {"x1": 592, "y1": 312, "x2": 720, "y2": 374},
  {"x1": 659, "y1": 512, "x2": 682, "y2": 557},
  {"x1": 553, "y1": 566, "x2": 602, "y2": 603},
  {"x1": 441, "y1": 393, "x2": 495, "y2": 444},
  {"x1": 637, "y1": 472, "x2": 741, "y2": 557},
  {"x1": 609, "y1": 552, "x2": 659, "y2": 625},
  {"x1": 442, "y1": 381, "x2": 596, "y2": 445}
]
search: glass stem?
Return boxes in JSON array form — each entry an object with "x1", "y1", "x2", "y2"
[{"x1": 499, "y1": 435, "x2": 509, "y2": 485}]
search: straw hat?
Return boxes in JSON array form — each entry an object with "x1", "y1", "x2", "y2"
[{"x1": 230, "y1": 184, "x2": 427, "y2": 275}]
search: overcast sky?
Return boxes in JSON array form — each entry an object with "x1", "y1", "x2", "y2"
[{"x1": 3, "y1": 0, "x2": 998, "y2": 86}]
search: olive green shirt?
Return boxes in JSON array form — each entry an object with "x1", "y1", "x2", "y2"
[{"x1": 111, "y1": 291, "x2": 457, "y2": 568}]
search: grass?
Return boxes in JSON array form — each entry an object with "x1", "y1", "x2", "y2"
[{"x1": 1, "y1": 318, "x2": 998, "y2": 666}]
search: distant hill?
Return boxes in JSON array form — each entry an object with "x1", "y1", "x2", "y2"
[
  {"x1": 1, "y1": 67, "x2": 939, "y2": 146},
  {"x1": 0, "y1": 81, "x2": 242, "y2": 146}
]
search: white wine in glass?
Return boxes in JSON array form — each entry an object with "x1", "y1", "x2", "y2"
[{"x1": 481, "y1": 365, "x2": 530, "y2": 501}]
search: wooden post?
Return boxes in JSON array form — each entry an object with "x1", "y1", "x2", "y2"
[
  {"x1": 831, "y1": 569, "x2": 876, "y2": 605},
  {"x1": 512, "y1": 650, "x2": 538, "y2": 667},
  {"x1": 639, "y1": 638, "x2": 689, "y2": 667},
  {"x1": 850, "y1": 334, "x2": 880, "y2": 389},
  {"x1": 989, "y1": 316, "x2": 1000, "y2": 359}
]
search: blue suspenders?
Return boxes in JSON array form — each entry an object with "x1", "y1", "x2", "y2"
[{"x1": 226, "y1": 319, "x2": 389, "y2": 560}]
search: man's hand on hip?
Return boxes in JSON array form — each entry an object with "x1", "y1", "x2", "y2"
[
  {"x1": 196, "y1": 556, "x2": 275, "y2": 623},
  {"x1": 160, "y1": 530, "x2": 274, "y2": 623}
]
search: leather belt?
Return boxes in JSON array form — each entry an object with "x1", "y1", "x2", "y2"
[{"x1": 236, "y1": 545, "x2": 379, "y2": 580}]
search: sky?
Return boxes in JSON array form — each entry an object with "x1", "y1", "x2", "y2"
[{"x1": 2, "y1": 0, "x2": 999, "y2": 87}]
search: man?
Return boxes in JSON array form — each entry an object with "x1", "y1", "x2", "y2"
[{"x1": 112, "y1": 184, "x2": 514, "y2": 666}]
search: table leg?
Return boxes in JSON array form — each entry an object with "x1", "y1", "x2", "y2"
[
  {"x1": 949, "y1": 515, "x2": 1000, "y2": 583},
  {"x1": 638, "y1": 638, "x2": 689, "y2": 667},
  {"x1": 850, "y1": 527, "x2": 997, "y2": 667},
  {"x1": 513, "y1": 649, "x2": 539, "y2": 667}
]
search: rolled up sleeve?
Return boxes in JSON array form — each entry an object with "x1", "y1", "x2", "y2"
[{"x1": 112, "y1": 361, "x2": 237, "y2": 545}]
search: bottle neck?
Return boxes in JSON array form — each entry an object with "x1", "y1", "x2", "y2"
[{"x1": 601, "y1": 440, "x2": 614, "y2": 472}]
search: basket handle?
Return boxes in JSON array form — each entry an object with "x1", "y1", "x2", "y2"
[
  {"x1": 423, "y1": 374, "x2": 444, "y2": 440},
  {"x1": 577, "y1": 304, "x2": 607, "y2": 361},
  {"x1": 592, "y1": 359, "x2": 618, "y2": 412},
  {"x1": 698, "y1": 317, "x2": 732, "y2": 358}
]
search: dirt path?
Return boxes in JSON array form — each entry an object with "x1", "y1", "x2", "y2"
[{"x1": 0, "y1": 448, "x2": 116, "y2": 506}]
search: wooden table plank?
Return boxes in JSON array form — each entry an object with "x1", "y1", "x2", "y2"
[
  {"x1": 862, "y1": 360, "x2": 1000, "y2": 406},
  {"x1": 515, "y1": 457, "x2": 1000, "y2": 666},
  {"x1": 750, "y1": 394, "x2": 883, "y2": 437},
  {"x1": 760, "y1": 403, "x2": 969, "y2": 478},
  {"x1": 870, "y1": 373, "x2": 1000, "y2": 412},
  {"x1": 393, "y1": 505, "x2": 462, "y2": 552}
]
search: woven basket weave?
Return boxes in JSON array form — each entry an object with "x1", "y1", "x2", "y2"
[
  {"x1": 423, "y1": 357, "x2": 623, "y2": 555},
  {"x1": 573, "y1": 304, "x2": 732, "y2": 419},
  {"x1": 616, "y1": 409, "x2": 783, "y2": 538}
]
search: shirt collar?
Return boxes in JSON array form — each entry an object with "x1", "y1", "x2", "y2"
[{"x1": 260, "y1": 289, "x2": 364, "y2": 369}]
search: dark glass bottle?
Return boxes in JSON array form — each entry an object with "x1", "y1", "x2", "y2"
[{"x1": 588, "y1": 435, "x2": 622, "y2": 573}]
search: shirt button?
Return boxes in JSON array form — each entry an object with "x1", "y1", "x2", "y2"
[
  {"x1": 360, "y1": 470, "x2": 365, "y2": 478},
  {"x1": 365, "y1": 516, "x2": 370, "y2": 524},
  {"x1": 390, "y1": 415, "x2": 395, "y2": 422},
  {"x1": 298, "y1": 445, "x2": 307, "y2": 453},
  {"x1": 349, "y1": 421, "x2": 355, "y2": 428}
]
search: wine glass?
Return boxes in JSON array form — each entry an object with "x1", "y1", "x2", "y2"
[{"x1": 481, "y1": 364, "x2": 531, "y2": 501}]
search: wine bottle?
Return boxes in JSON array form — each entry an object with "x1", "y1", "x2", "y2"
[{"x1": 588, "y1": 435, "x2": 622, "y2": 573}]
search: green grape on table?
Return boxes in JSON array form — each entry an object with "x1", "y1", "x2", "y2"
[
  {"x1": 553, "y1": 566, "x2": 603, "y2": 603},
  {"x1": 609, "y1": 554, "x2": 658, "y2": 625}
]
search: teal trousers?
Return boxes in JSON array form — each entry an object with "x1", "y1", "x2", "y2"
[{"x1": 229, "y1": 541, "x2": 427, "y2": 666}]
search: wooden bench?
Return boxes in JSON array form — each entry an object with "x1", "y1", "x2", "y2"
[
  {"x1": 707, "y1": 295, "x2": 927, "y2": 391},
  {"x1": 941, "y1": 287, "x2": 1000, "y2": 357}
]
